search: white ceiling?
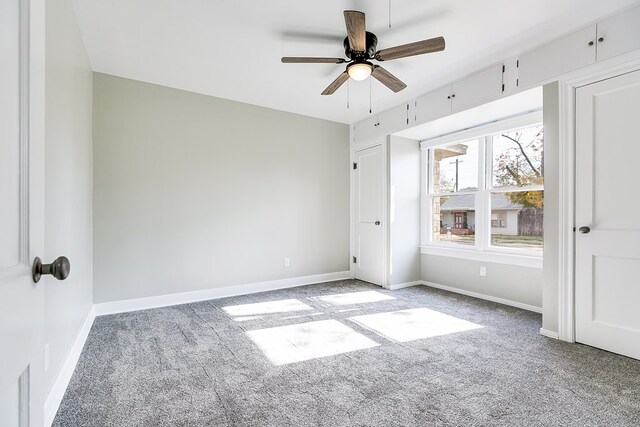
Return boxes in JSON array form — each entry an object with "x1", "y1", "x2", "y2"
[{"x1": 73, "y1": 0, "x2": 639, "y2": 124}]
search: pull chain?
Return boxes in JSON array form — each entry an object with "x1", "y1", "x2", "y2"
[
  {"x1": 347, "y1": 79, "x2": 350, "y2": 109},
  {"x1": 388, "y1": 0, "x2": 392, "y2": 28},
  {"x1": 369, "y1": 76, "x2": 372, "y2": 114}
]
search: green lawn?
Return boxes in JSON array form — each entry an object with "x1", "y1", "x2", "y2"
[
  {"x1": 437, "y1": 234, "x2": 474, "y2": 244},
  {"x1": 492, "y1": 234, "x2": 543, "y2": 249}
]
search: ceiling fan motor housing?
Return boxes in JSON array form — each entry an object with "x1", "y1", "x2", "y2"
[{"x1": 344, "y1": 32, "x2": 378, "y2": 61}]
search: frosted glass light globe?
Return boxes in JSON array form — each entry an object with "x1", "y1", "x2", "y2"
[{"x1": 348, "y1": 62, "x2": 373, "y2": 81}]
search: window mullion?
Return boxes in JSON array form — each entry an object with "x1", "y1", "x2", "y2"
[
  {"x1": 427, "y1": 149, "x2": 433, "y2": 194},
  {"x1": 484, "y1": 135, "x2": 494, "y2": 252},
  {"x1": 425, "y1": 149, "x2": 434, "y2": 245},
  {"x1": 476, "y1": 137, "x2": 487, "y2": 252},
  {"x1": 491, "y1": 185, "x2": 545, "y2": 193},
  {"x1": 422, "y1": 149, "x2": 430, "y2": 246},
  {"x1": 485, "y1": 135, "x2": 494, "y2": 191}
]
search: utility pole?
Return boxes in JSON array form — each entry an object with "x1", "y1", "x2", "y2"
[{"x1": 449, "y1": 158, "x2": 463, "y2": 192}]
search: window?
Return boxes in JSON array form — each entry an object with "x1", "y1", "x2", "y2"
[
  {"x1": 428, "y1": 140, "x2": 479, "y2": 246},
  {"x1": 489, "y1": 124, "x2": 543, "y2": 252},
  {"x1": 422, "y1": 115, "x2": 543, "y2": 260},
  {"x1": 491, "y1": 211, "x2": 507, "y2": 228}
]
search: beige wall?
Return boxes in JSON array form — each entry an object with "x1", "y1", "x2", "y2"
[
  {"x1": 421, "y1": 255, "x2": 543, "y2": 308},
  {"x1": 44, "y1": 0, "x2": 93, "y2": 397},
  {"x1": 92, "y1": 74, "x2": 350, "y2": 303}
]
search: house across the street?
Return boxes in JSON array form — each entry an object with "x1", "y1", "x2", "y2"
[{"x1": 439, "y1": 193, "x2": 526, "y2": 236}]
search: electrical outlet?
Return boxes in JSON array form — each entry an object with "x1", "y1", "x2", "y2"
[
  {"x1": 284, "y1": 257, "x2": 290, "y2": 267},
  {"x1": 44, "y1": 344, "x2": 50, "y2": 371},
  {"x1": 480, "y1": 266, "x2": 487, "y2": 277}
]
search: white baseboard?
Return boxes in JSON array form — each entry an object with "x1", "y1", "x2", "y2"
[
  {"x1": 44, "y1": 306, "x2": 96, "y2": 427},
  {"x1": 420, "y1": 281, "x2": 543, "y2": 314},
  {"x1": 539, "y1": 328, "x2": 560, "y2": 339},
  {"x1": 388, "y1": 280, "x2": 422, "y2": 290},
  {"x1": 94, "y1": 271, "x2": 352, "y2": 316}
]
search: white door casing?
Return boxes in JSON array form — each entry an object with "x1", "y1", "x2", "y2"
[
  {"x1": 0, "y1": 0, "x2": 46, "y2": 424},
  {"x1": 575, "y1": 69, "x2": 640, "y2": 360},
  {"x1": 353, "y1": 144, "x2": 384, "y2": 286}
]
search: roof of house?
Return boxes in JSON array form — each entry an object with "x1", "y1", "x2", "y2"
[{"x1": 440, "y1": 193, "x2": 522, "y2": 211}]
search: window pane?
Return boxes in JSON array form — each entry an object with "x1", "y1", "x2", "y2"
[
  {"x1": 492, "y1": 125, "x2": 543, "y2": 188},
  {"x1": 432, "y1": 195, "x2": 476, "y2": 246},
  {"x1": 490, "y1": 191, "x2": 543, "y2": 251},
  {"x1": 432, "y1": 140, "x2": 478, "y2": 193}
]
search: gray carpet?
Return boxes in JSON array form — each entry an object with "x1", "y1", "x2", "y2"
[{"x1": 54, "y1": 280, "x2": 640, "y2": 426}]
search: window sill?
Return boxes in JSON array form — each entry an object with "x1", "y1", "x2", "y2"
[{"x1": 420, "y1": 245, "x2": 543, "y2": 269}]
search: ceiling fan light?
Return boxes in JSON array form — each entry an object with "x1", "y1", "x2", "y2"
[{"x1": 348, "y1": 62, "x2": 373, "y2": 81}]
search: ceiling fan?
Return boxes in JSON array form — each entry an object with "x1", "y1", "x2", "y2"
[{"x1": 281, "y1": 10, "x2": 445, "y2": 95}]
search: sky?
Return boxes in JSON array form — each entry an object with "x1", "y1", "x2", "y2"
[
  {"x1": 436, "y1": 139, "x2": 478, "y2": 191},
  {"x1": 434, "y1": 124, "x2": 543, "y2": 193}
]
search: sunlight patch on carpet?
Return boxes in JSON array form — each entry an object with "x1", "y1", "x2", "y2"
[
  {"x1": 349, "y1": 307, "x2": 483, "y2": 342},
  {"x1": 247, "y1": 319, "x2": 379, "y2": 365},
  {"x1": 223, "y1": 299, "x2": 313, "y2": 317},
  {"x1": 309, "y1": 291, "x2": 395, "y2": 306}
]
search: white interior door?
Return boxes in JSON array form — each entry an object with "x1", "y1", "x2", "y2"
[
  {"x1": 354, "y1": 144, "x2": 384, "y2": 286},
  {"x1": 0, "y1": 0, "x2": 46, "y2": 424},
  {"x1": 575, "y1": 70, "x2": 640, "y2": 360}
]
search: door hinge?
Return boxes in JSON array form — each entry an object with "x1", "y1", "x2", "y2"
[
  {"x1": 501, "y1": 83, "x2": 505, "y2": 92},
  {"x1": 516, "y1": 59, "x2": 519, "y2": 67},
  {"x1": 353, "y1": 162, "x2": 358, "y2": 170},
  {"x1": 353, "y1": 256, "x2": 357, "y2": 263},
  {"x1": 502, "y1": 64, "x2": 505, "y2": 73}
]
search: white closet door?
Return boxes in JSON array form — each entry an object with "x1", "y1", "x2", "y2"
[
  {"x1": 354, "y1": 145, "x2": 384, "y2": 286},
  {"x1": 575, "y1": 70, "x2": 640, "y2": 360}
]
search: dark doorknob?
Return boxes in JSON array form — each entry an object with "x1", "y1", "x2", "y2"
[
  {"x1": 375, "y1": 221, "x2": 381, "y2": 225},
  {"x1": 32, "y1": 256, "x2": 70, "y2": 283},
  {"x1": 578, "y1": 226, "x2": 591, "y2": 234}
]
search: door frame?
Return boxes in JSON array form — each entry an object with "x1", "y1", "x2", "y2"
[
  {"x1": 557, "y1": 52, "x2": 640, "y2": 343},
  {"x1": 350, "y1": 137, "x2": 389, "y2": 288}
]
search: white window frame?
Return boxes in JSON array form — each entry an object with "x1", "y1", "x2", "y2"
[
  {"x1": 420, "y1": 111, "x2": 543, "y2": 268},
  {"x1": 425, "y1": 135, "x2": 482, "y2": 251}
]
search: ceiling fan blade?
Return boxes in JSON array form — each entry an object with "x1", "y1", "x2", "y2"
[
  {"x1": 372, "y1": 66, "x2": 407, "y2": 93},
  {"x1": 375, "y1": 36, "x2": 445, "y2": 61},
  {"x1": 282, "y1": 57, "x2": 345, "y2": 64},
  {"x1": 344, "y1": 10, "x2": 366, "y2": 51},
  {"x1": 321, "y1": 72, "x2": 349, "y2": 95}
]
